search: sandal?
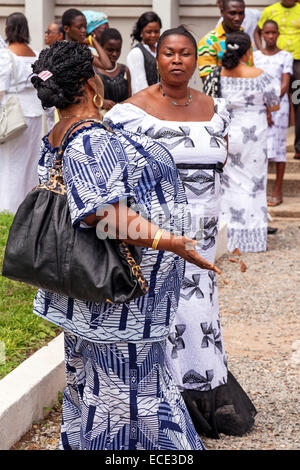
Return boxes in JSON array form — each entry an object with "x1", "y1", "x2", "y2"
[{"x1": 267, "y1": 196, "x2": 283, "y2": 207}]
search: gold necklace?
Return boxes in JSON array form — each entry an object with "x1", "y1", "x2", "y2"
[
  {"x1": 160, "y1": 86, "x2": 192, "y2": 107},
  {"x1": 59, "y1": 114, "x2": 101, "y2": 120}
]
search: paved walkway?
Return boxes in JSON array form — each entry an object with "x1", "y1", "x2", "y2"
[{"x1": 11, "y1": 219, "x2": 300, "y2": 451}]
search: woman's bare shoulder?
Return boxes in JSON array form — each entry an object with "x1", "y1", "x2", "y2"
[
  {"x1": 124, "y1": 84, "x2": 158, "y2": 108},
  {"x1": 193, "y1": 89, "x2": 215, "y2": 109},
  {"x1": 248, "y1": 66, "x2": 264, "y2": 78}
]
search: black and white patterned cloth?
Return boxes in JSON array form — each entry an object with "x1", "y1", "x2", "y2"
[
  {"x1": 218, "y1": 73, "x2": 280, "y2": 252},
  {"x1": 105, "y1": 100, "x2": 231, "y2": 392}
]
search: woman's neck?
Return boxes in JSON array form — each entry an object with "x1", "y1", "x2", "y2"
[
  {"x1": 8, "y1": 42, "x2": 35, "y2": 57},
  {"x1": 159, "y1": 80, "x2": 189, "y2": 101},
  {"x1": 262, "y1": 45, "x2": 280, "y2": 55},
  {"x1": 58, "y1": 105, "x2": 101, "y2": 121},
  {"x1": 142, "y1": 41, "x2": 156, "y2": 53}
]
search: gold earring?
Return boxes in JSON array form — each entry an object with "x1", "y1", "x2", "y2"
[{"x1": 93, "y1": 94, "x2": 103, "y2": 109}]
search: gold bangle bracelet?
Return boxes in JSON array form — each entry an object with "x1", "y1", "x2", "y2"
[
  {"x1": 152, "y1": 229, "x2": 164, "y2": 250},
  {"x1": 89, "y1": 35, "x2": 93, "y2": 47}
]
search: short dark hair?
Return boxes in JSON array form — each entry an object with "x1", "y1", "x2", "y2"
[
  {"x1": 5, "y1": 12, "x2": 30, "y2": 44},
  {"x1": 131, "y1": 11, "x2": 162, "y2": 43},
  {"x1": 262, "y1": 19, "x2": 279, "y2": 30},
  {"x1": 222, "y1": 0, "x2": 245, "y2": 10},
  {"x1": 61, "y1": 8, "x2": 85, "y2": 27},
  {"x1": 31, "y1": 41, "x2": 94, "y2": 110},
  {"x1": 222, "y1": 31, "x2": 251, "y2": 69},
  {"x1": 157, "y1": 25, "x2": 198, "y2": 60},
  {"x1": 100, "y1": 28, "x2": 122, "y2": 47}
]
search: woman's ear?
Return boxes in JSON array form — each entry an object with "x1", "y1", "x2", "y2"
[{"x1": 87, "y1": 76, "x2": 98, "y2": 95}]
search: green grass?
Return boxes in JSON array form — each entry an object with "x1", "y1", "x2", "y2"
[{"x1": 0, "y1": 212, "x2": 61, "y2": 380}]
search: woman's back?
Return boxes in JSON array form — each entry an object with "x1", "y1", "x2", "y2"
[
  {"x1": 220, "y1": 72, "x2": 279, "y2": 112},
  {"x1": 0, "y1": 48, "x2": 42, "y2": 117}
]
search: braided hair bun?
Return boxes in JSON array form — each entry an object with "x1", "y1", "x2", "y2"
[
  {"x1": 31, "y1": 41, "x2": 94, "y2": 109},
  {"x1": 222, "y1": 31, "x2": 251, "y2": 70}
]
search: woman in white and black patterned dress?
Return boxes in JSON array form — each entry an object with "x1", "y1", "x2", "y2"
[
  {"x1": 106, "y1": 26, "x2": 257, "y2": 439},
  {"x1": 205, "y1": 32, "x2": 280, "y2": 253}
]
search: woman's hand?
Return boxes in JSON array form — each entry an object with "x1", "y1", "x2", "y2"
[
  {"x1": 103, "y1": 99, "x2": 116, "y2": 111},
  {"x1": 159, "y1": 235, "x2": 222, "y2": 274},
  {"x1": 267, "y1": 111, "x2": 274, "y2": 127}
]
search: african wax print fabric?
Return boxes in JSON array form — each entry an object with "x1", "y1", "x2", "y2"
[
  {"x1": 219, "y1": 73, "x2": 280, "y2": 252},
  {"x1": 60, "y1": 332, "x2": 205, "y2": 450},
  {"x1": 33, "y1": 123, "x2": 187, "y2": 343},
  {"x1": 197, "y1": 22, "x2": 253, "y2": 78},
  {"x1": 105, "y1": 99, "x2": 230, "y2": 392}
]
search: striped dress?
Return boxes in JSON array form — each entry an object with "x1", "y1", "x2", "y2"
[{"x1": 34, "y1": 122, "x2": 204, "y2": 451}]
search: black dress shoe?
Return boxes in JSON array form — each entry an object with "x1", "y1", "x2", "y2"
[{"x1": 267, "y1": 226, "x2": 278, "y2": 235}]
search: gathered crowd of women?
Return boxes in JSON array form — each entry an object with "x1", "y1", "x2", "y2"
[{"x1": 0, "y1": 0, "x2": 298, "y2": 451}]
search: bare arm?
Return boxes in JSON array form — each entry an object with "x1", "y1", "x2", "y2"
[
  {"x1": 126, "y1": 66, "x2": 132, "y2": 98},
  {"x1": 253, "y1": 25, "x2": 263, "y2": 51},
  {"x1": 83, "y1": 36, "x2": 112, "y2": 70},
  {"x1": 83, "y1": 202, "x2": 221, "y2": 274},
  {"x1": 281, "y1": 73, "x2": 291, "y2": 98}
]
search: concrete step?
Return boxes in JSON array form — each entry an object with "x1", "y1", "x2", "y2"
[
  {"x1": 268, "y1": 197, "x2": 300, "y2": 219},
  {"x1": 267, "y1": 173, "x2": 300, "y2": 197},
  {"x1": 268, "y1": 155, "x2": 300, "y2": 174}
]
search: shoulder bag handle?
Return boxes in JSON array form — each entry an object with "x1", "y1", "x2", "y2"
[
  {"x1": 53, "y1": 118, "x2": 115, "y2": 172},
  {"x1": 7, "y1": 50, "x2": 19, "y2": 94}
]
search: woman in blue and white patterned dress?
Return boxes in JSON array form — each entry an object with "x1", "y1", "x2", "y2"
[
  {"x1": 205, "y1": 32, "x2": 280, "y2": 253},
  {"x1": 106, "y1": 26, "x2": 257, "y2": 439},
  {"x1": 30, "y1": 40, "x2": 218, "y2": 451}
]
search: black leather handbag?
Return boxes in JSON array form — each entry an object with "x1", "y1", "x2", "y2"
[{"x1": 2, "y1": 119, "x2": 148, "y2": 304}]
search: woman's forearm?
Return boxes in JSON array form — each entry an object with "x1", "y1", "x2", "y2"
[
  {"x1": 253, "y1": 26, "x2": 263, "y2": 51},
  {"x1": 83, "y1": 201, "x2": 221, "y2": 273},
  {"x1": 91, "y1": 38, "x2": 112, "y2": 70},
  {"x1": 280, "y1": 73, "x2": 291, "y2": 98}
]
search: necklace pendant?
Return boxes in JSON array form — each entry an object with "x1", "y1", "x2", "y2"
[{"x1": 172, "y1": 102, "x2": 177, "y2": 106}]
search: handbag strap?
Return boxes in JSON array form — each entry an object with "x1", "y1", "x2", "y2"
[
  {"x1": 53, "y1": 118, "x2": 105, "y2": 172},
  {"x1": 7, "y1": 50, "x2": 19, "y2": 94}
]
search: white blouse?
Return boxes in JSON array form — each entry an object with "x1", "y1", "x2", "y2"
[
  {"x1": 253, "y1": 49, "x2": 294, "y2": 92},
  {"x1": 126, "y1": 43, "x2": 157, "y2": 95},
  {"x1": 0, "y1": 49, "x2": 43, "y2": 117},
  {"x1": 105, "y1": 99, "x2": 230, "y2": 166}
]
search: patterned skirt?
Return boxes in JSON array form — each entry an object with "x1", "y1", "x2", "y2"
[{"x1": 59, "y1": 332, "x2": 204, "y2": 450}]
